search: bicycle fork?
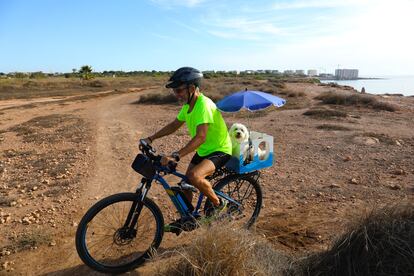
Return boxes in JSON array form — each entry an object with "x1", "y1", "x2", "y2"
[{"x1": 120, "y1": 178, "x2": 150, "y2": 238}]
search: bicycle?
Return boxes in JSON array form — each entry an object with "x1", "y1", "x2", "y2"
[{"x1": 75, "y1": 140, "x2": 263, "y2": 274}]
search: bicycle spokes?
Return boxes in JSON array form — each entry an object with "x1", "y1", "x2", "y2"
[{"x1": 84, "y1": 200, "x2": 158, "y2": 267}]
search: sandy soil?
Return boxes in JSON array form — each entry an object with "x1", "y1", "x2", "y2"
[{"x1": 0, "y1": 83, "x2": 413, "y2": 275}]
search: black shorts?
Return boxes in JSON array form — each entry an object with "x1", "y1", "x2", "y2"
[{"x1": 190, "y1": 151, "x2": 232, "y2": 169}]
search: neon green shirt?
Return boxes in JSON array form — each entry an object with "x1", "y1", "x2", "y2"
[{"x1": 177, "y1": 93, "x2": 232, "y2": 157}]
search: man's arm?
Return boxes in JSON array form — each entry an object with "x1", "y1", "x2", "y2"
[
  {"x1": 148, "y1": 118, "x2": 184, "y2": 142},
  {"x1": 176, "y1": 123, "x2": 208, "y2": 158},
  {"x1": 160, "y1": 123, "x2": 208, "y2": 166}
]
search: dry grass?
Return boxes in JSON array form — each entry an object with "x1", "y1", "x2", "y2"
[
  {"x1": 315, "y1": 92, "x2": 398, "y2": 112},
  {"x1": 316, "y1": 124, "x2": 352, "y2": 131},
  {"x1": 155, "y1": 223, "x2": 291, "y2": 276},
  {"x1": 303, "y1": 108, "x2": 348, "y2": 119},
  {"x1": 0, "y1": 196, "x2": 16, "y2": 207},
  {"x1": 278, "y1": 90, "x2": 305, "y2": 98},
  {"x1": 361, "y1": 132, "x2": 397, "y2": 145},
  {"x1": 135, "y1": 93, "x2": 178, "y2": 104},
  {"x1": 1, "y1": 230, "x2": 52, "y2": 253},
  {"x1": 0, "y1": 76, "x2": 167, "y2": 100},
  {"x1": 296, "y1": 203, "x2": 414, "y2": 276},
  {"x1": 154, "y1": 204, "x2": 414, "y2": 276}
]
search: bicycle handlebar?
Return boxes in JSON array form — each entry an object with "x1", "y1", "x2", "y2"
[{"x1": 139, "y1": 139, "x2": 177, "y2": 172}]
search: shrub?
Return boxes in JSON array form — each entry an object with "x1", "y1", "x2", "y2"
[
  {"x1": 86, "y1": 80, "x2": 107, "y2": 87},
  {"x1": 156, "y1": 223, "x2": 290, "y2": 276},
  {"x1": 136, "y1": 93, "x2": 178, "y2": 104},
  {"x1": 371, "y1": 101, "x2": 398, "y2": 112},
  {"x1": 315, "y1": 92, "x2": 398, "y2": 112},
  {"x1": 286, "y1": 91, "x2": 305, "y2": 98},
  {"x1": 29, "y1": 71, "x2": 46, "y2": 79},
  {"x1": 303, "y1": 109, "x2": 347, "y2": 118},
  {"x1": 316, "y1": 124, "x2": 352, "y2": 131},
  {"x1": 297, "y1": 203, "x2": 414, "y2": 276}
]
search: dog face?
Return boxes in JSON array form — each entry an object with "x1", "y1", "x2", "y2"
[{"x1": 229, "y1": 123, "x2": 249, "y2": 144}]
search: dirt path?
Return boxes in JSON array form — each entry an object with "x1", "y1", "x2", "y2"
[{"x1": 0, "y1": 90, "x2": 169, "y2": 275}]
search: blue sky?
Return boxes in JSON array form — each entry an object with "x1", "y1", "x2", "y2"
[{"x1": 1, "y1": 0, "x2": 413, "y2": 75}]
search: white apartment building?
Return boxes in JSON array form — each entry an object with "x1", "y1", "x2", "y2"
[{"x1": 335, "y1": 69, "x2": 359, "y2": 80}]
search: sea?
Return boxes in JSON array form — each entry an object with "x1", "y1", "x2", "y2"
[{"x1": 320, "y1": 75, "x2": 414, "y2": 96}]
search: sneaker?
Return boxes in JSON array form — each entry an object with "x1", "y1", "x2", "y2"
[
  {"x1": 164, "y1": 218, "x2": 182, "y2": 235},
  {"x1": 212, "y1": 198, "x2": 228, "y2": 218}
]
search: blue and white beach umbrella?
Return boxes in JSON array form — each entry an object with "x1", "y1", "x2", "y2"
[{"x1": 216, "y1": 90, "x2": 286, "y2": 112}]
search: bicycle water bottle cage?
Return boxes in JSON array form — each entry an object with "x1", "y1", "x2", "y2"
[{"x1": 131, "y1": 153, "x2": 156, "y2": 178}]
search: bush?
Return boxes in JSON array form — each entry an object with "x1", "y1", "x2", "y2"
[
  {"x1": 371, "y1": 101, "x2": 398, "y2": 112},
  {"x1": 136, "y1": 93, "x2": 178, "y2": 104},
  {"x1": 286, "y1": 91, "x2": 305, "y2": 98},
  {"x1": 303, "y1": 109, "x2": 347, "y2": 118},
  {"x1": 315, "y1": 92, "x2": 398, "y2": 112},
  {"x1": 316, "y1": 124, "x2": 352, "y2": 131},
  {"x1": 297, "y1": 203, "x2": 414, "y2": 276},
  {"x1": 156, "y1": 223, "x2": 290, "y2": 276},
  {"x1": 86, "y1": 80, "x2": 107, "y2": 87}
]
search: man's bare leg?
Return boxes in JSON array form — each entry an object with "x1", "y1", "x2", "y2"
[
  {"x1": 187, "y1": 159, "x2": 219, "y2": 206},
  {"x1": 183, "y1": 163, "x2": 195, "y2": 203}
]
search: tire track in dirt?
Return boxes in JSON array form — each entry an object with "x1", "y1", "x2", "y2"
[
  {"x1": 1, "y1": 91, "x2": 156, "y2": 275},
  {"x1": 41, "y1": 93, "x2": 147, "y2": 275}
]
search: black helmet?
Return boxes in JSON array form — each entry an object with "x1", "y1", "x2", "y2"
[{"x1": 165, "y1": 67, "x2": 203, "y2": 89}]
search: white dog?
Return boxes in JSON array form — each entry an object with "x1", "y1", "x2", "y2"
[
  {"x1": 229, "y1": 123, "x2": 253, "y2": 162},
  {"x1": 229, "y1": 123, "x2": 267, "y2": 163}
]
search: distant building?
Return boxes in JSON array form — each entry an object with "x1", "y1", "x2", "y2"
[
  {"x1": 295, "y1": 70, "x2": 305, "y2": 75},
  {"x1": 307, "y1": 69, "x2": 318, "y2": 76},
  {"x1": 284, "y1": 70, "x2": 294, "y2": 75},
  {"x1": 335, "y1": 69, "x2": 359, "y2": 80},
  {"x1": 318, "y1": 73, "x2": 335, "y2": 80}
]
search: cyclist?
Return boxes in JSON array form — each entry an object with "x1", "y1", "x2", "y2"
[{"x1": 142, "y1": 67, "x2": 232, "y2": 218}]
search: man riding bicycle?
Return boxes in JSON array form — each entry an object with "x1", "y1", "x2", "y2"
[{"x1": 142, "y1": 67, "x2": 232, "y2": 220}]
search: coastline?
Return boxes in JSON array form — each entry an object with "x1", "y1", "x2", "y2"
[
  {"x1": 319, "y1": 77, "x2": 384, "y2": 81},
  {"x1": 319, "y1": 75, "x2": 414, "y2": 96}
]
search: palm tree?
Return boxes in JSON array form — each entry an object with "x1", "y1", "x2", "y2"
[{"x1": 79, "y1": 65, "x2": 93, "y2": 80}]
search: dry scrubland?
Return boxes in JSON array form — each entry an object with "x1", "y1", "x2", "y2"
[
  {"x1": 0, "y1": 76, "x2": 166, "y2": 100},
  {"x1": 0, "y1": 75, "x2": 413, "y2": 275}
]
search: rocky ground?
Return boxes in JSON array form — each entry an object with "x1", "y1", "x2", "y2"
[{"x1": 0, "y1": 82, "x2": 413, "y2": 275}]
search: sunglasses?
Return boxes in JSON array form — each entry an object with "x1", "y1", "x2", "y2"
[{"x1": 172, "y1": 86, "x2": 187, "y2": 94}]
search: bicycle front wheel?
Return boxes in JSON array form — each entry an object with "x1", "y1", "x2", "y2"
[
  {"x1": 209, "y1": 173, "x2": 263, "y2": 228},
  {"x1": 75, "y1": 193, "x2": 164, "y2": 274}
]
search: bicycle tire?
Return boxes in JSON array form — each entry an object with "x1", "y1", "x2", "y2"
[
  {"x1": 206, "y1": 173, "x2": 262, "y2": 228},
  {"x1": 75, "y1": 193, "x2": 164, "y2": 274}
]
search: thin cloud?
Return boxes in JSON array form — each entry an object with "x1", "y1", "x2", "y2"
[
  {"x1": 150, "y1": 0, "x2": 206, "y2": 8},
  {"x1": 271, "y1": 0, "x2": 372, "y2": 10},
  {"x1": 207, "y1": 30, "x2": 261, "y2": 41},
  {"x1": 204, "y1": 17, "x2": 286, "y2": 40}
]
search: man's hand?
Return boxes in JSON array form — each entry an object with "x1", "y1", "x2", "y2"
[{"x1": 161, "y1": 155, "x2": 175, "y2": 166}]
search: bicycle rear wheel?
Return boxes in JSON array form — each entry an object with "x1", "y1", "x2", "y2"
[
  {"x1": 206, "y1": 173, "x2": 262, "y2": 228},
  {"x1": 75, "y1": 193, "x2": 164, "y2": 274}
]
